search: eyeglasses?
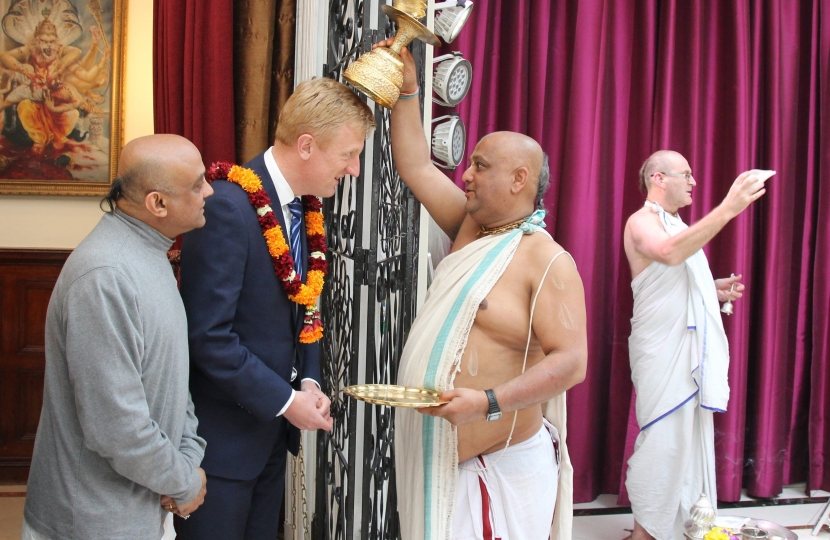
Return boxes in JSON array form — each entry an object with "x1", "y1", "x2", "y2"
[{"x1": 656, "y1": 171, "x2": 694, "y2": 182}]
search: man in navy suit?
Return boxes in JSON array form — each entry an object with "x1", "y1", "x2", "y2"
[{"x1": 177, "y1": 77, "x2": 375, "y2": 540}]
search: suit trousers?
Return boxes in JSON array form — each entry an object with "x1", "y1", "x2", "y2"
[{"x1": 175, "y1": 433, "x2": 289, "y2": 540}]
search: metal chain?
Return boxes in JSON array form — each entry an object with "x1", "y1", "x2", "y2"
[
  {"x1": 289, "y1": 448, "x2": 298, "y2": 538},
  {"x1": 298, "y1": 438, "x2": 310, "y2": 538},
  {"x1": 286, "y1": 438, "x2": 310, "y2": 539}
]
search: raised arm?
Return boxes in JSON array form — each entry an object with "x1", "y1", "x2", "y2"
[
  {"x1": 379, "y1": 39, "x2": 467, "y2": 239},
  {"x1": 1, "y1": 47, "x2": 33, "y2": 74},
  {"x1": 627, "y1": 171, "x2": 767, "y2": 271}
]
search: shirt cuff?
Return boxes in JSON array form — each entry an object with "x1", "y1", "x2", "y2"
[
  {"x1": 276, "y1": 389, "x2": 296, "y2": 417},
  {"x1": 301, "y1": 378, "x2": 321, "y2": 390},
  {"x1": 276, "y1": 380, "x2": 321, "y2": 417}
]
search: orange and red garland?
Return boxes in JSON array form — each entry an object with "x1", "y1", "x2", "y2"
[{"x1": 206, "y1": 161, "x2": 327, "y2": 343}]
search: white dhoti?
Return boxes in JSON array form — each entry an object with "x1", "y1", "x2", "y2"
[
  {"x1": 626, "y1": 202, "x2": 730, "y2": 540},
  {"x1": 453, "y1": 421, "x2": 560, "y2": 540},
  {"x1": 626, "y1": 395, "x2": 716, "y2": 540},
  {"x1": 395, "y1": 211, "x2": 573, "y2": 540}
]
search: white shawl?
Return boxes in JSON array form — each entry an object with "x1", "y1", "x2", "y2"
[{"x1": 629, "y1": 202, "x2": 730, "y2": 429}]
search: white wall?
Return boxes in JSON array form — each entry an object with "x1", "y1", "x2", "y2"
[{"x1": 0, "y1": 0, "x2": 155, "y2": 249}]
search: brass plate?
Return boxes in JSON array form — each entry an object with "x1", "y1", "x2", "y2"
[{"x1": 343, "y1": 384, "x2": 444, "y2": 408}]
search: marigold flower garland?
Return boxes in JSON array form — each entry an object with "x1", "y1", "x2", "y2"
[{"x1": 206, "y1": 161, "x2": 327, "y2": 343}]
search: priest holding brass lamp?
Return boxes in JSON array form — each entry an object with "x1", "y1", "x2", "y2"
[{"x1": 345, "y1": 5, "x2": 586, "y2": 536}]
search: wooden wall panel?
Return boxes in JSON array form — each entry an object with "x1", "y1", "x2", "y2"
[
  {"x1": 17, "y1": 369, "x2": 44, "y2": 441},
  {"x1": 0, "y1": 250, "x2": 69, "y2": 483},
  {"x1": 16, "y1": 281, "x2": 53, "y2": 356}
]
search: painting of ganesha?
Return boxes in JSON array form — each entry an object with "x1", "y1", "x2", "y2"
[{"x1": 0, "y1": 0, "x2": 123, "y2": 193}]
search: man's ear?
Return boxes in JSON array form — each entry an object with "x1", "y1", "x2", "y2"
[
  {"x1": 144, "y1": 191, "x2": 168, "y2": 218},
  {"x1": 511, "y1": 166, "x2": 530, "y2": 194},
  {"x1": 297, "y1": 134, "x2": 314, "y2": 161}
]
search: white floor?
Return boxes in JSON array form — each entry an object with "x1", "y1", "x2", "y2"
[{"x1": 573, "y1": 485, "x2": 830, "y2": 539}]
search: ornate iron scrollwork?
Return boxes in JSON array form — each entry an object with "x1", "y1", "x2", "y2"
[
  {"x1": 316, "y1": 1, "x2": 424, "y2": 539},
  {"x1": 314, "y1": 2, "x2": 366, "y2": 539},
  {"x1": 327, "y1": 0, "x2": 365, "y2": 80}
]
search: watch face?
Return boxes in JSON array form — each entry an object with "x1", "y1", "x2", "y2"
[{"x1": 487, "y1": 412, "x2": 502, "y2": 422}]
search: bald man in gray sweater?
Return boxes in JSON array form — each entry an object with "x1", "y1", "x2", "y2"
[{"x1": 22, "y1": 135, "x2": 213, "y2": 540}]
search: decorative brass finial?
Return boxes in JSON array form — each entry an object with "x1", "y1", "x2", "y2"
[
  {"x1": 343, "y1": 5, "x2": 440, "y2": 109},
  {"x1": 393, "y1": 0, "x2": 426, "y2": 19}
]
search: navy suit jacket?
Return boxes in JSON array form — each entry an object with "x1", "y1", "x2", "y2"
[{"x1": 180, "y1": 151, "x2": 321, "y2": 481}]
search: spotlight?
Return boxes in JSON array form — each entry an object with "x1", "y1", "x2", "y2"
[
  {"x1": 431, "y1": 115, "x2": 466, "y2": 170},
  {"x1": 433, "y1": 1, "x2": 473, "y2": 43},
  {"x1": 433, "y1": 52, "x2": 472, "y2": 107}
]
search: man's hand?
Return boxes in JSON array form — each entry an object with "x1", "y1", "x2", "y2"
[
  {"x1": 715, "y1": 273, "x2": 744, "y2": 303},
  {"x1": 160, "y1": 467, "x2": 207, "y2": 518},
  {"x1": 284, "y1": 387, "x2": 334, "y2": 432},
  {"x1": 419, "y1": 388, "x2": 489, "y2": 426},
  {"x1": 44, "y1": 90, "x2": 56, "y2": 112},
  {"x1": 160, "y1": 495, "x2": 176, "y2": 513},
  {"x1": 372, "y1": 38, "x2": 418, "y2": 95},
  {"x1": 721, "y1": 171, "x2": 767, "y2": 218},
  {"x1": 301, "y1": 380, "x2": 332, "y2": 419}
]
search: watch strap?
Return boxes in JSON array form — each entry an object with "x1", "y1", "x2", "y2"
[{"x1": 484, "y1": 389, "x2": 500, "y2": 418}]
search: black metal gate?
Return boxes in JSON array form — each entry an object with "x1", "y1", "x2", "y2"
[{"x1": 313, "y1": 1, "x2": 426, "y2": 538}]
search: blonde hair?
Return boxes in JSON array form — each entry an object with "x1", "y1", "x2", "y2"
[{"x1": 275, "y1": 78, "x2": 375, "y2": 148}]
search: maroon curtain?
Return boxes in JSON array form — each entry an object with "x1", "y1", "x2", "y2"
[
  {"x1": 438, "y1": 0, "x2": 829, "y2": 503},
  {"x1": 153, "y1": 0, "x2": 236, "y2": 166}
]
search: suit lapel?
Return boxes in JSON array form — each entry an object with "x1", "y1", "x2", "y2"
[{"x1": 247, "y1": 153, "x2": 288, "y2": 237}]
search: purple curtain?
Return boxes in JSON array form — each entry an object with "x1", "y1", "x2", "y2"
[
  {"x1": 437, "y1": 0, "x2": 829, "y2": 503},
  {"x1": 809, "y1": 0, "x2": 830, "y2": 501}
]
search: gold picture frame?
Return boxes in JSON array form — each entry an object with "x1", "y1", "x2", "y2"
[{"x1": 0, "y1": 0, "x2": 125, "y2": 196}]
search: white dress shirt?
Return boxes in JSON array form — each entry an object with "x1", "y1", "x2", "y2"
[{"x1": 263, "y1": 147, "x2": 297, "y2": 233}]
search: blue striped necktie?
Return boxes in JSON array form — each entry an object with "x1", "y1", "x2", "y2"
[{"x1": 288, "y1": 197, "x2": 304, "y2": 278}]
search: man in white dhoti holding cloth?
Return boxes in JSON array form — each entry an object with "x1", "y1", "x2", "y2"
[
  {"x1": 623, "y1": 150, "x2": 769, "y2": 540},
  {"x1": 376, "y1": 39, "x2": 588, "y2": 540}
]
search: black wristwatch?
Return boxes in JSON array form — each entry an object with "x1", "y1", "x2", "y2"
[{"x1": 484, "y1": 389, "x2": 502, "y2": 422}]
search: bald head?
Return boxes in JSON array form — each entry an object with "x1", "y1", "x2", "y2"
[
  {"x1": 109, "y1": 135, "x2": 201, "y2": 205},
  {"x1": 639, "y1": 150, "x2": 684, "y2": 194},
  {"x1": 479, "y1": 132, "x2": 549, "y2": 208},
  {"x1": 100, "y1": 134, "x2": 211, "y2": 237}
]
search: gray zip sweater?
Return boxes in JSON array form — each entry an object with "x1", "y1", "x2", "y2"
[{"x1": 24, "y1": 209, "x2": 205, "y2": 540}]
